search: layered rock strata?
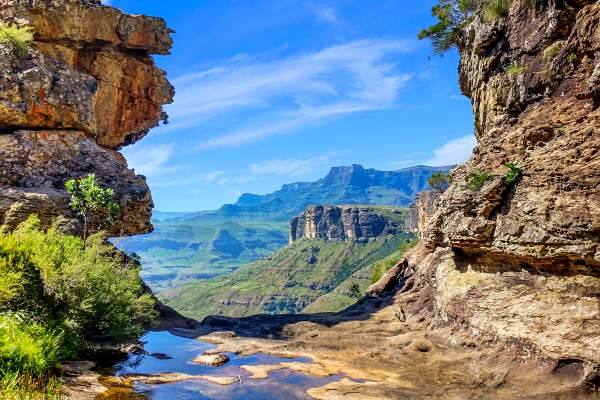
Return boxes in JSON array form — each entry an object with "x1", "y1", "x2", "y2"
[
  {"x1": 289, "y1": 205, "x2": 403, "y2": 243},
  {"x1": 0, "y1": 0, "x2": 173, "y2": 236}
]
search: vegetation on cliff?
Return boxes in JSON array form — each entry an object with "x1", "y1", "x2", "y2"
[
  {"x1": 162, "y1": 232, "x2": 415, "y2": 319},
  {"x1": 0, "y1": 217, "x2": 156, "y2": 397}
]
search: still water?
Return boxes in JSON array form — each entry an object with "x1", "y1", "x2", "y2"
[{"x1": 100, "y1": 331, "x2": 342, "y2": 400}]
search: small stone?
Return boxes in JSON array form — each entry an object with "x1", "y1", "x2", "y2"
[{"x1": 191, "y1": 353, "x2": 230, "y2": 366}]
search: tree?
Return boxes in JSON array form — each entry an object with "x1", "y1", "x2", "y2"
[
  {"x1": 65, "y1": 174, "x2": 120, "y2": 240},
  {"x1": 347, "y1": 282, "x2": 362, "y2": 300},
  {"x1": 428, "y1": 172, "x2": 451, "y2": 193}
]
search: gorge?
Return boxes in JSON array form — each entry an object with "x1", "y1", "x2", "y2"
[{"x1": 0, "y1": 0, "x2": 599, "y2": 399}]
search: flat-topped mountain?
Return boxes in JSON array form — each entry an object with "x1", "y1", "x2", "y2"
[
  {"x1": 211, "y1": 164, "x2": 452, "y2": 219},
  {"x1": 118, "y1": 164, "x2": 448, "y2": 291},
  {"x1": 289, "y1": 205, "x2": 407, "y2": 244}
]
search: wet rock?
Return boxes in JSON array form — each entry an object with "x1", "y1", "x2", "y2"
[
  {"x1": 191, "y1": 353, "x2": 230, "y2": 366},
  {"x1": 149, "y1": 352, "x2": 173, "y2": 360}
]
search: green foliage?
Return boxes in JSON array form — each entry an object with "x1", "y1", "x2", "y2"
[
  {"x1": 507, "y1": 63, "x2": 527, "y2": 76},
  {"x1": 418, "y1": 0, "x2": 478, "y2": 54},
  {"x1": 0, "y1": 216, "x2": 156, "y2": 393},
  {"x1": 503, "y1": 162, "x2": 521, "y2": 184},
  {"x1": 347, "y1": 282, "x2": 362, "y2": 300},
  {"x1": 428, "y1": 172, "x2": 451, "y2": 193},
  {"x1": 0, "y1": 23, "x2": 33, "y2": 54},
  {"x1": 483, "y1": 0, "x2": 510, "y2": 22},
  {"x1": 65, "y1": 174, "x2": 120, "y2": 240},
  {"x1": 464, "y1": 172, "x2": 492, "y2": 191},
  {"x1": 566, "y1": 52, "x2": 577, "y2": 65},
  {"x1": 419, "y1": 0, "x2": 511, "y2": 53},
  {"x1": 543, "y1": 41, "x2": 564, "y2": 60}
]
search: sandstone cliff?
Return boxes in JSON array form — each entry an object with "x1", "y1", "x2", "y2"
[
  {"x1": 289, "y1": 205, "x2": 405, "y2": 244},
  {"x1": 374, "y1": 0, "x2": 600, "y2": 388},
  {"x1": 0, "y1": 0, "x2": 173, "y2": 236}
]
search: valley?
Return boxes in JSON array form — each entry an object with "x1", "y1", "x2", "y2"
[{"x1": 117, "y1": 164, "x2": 449, "y2": 292}]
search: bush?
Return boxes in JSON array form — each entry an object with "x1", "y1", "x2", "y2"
[
  {"x1": 503, "y1": 162, "x2": 521, "y2": 184},
  {"x1": 0, "y1": 23, "x2": 33, "y2": 53},
  {"x1": 464, "y1": 172, "x2": 492, "y2": 191},
  {"x1": 543, "y1": 41, "x2": 564, "y2": 60},
  {"x1": 506, "y1": 63, "x2": 527, "y2": 76},
  {"x1": 428, "y1": 172, "x2": 451, "y2": 193},
  {"x1": 419, "y1": 0, "x2": 511, "y2": 53},
  {"x1": 483, "y1": 0, "x2": 510, "y2": 21},
  {"x1": 0, "y1": 217, "x2": 156, "y2": 341}
]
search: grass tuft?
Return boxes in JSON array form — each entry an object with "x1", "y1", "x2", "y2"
[{"x1": 0, "y1": 23, "x2": 33, "y2": 53}]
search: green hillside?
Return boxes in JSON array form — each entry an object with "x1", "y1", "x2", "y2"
[
  {"x1": 116, "y1": 164, "x2": 449, "y2": 292},
  {"x1": 161, "y1": 233, "x2": 416, "y2": 320}
]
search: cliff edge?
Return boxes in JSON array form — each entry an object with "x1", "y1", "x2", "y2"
[{"x1": 0, "y1": 0, "x2": 174, "y2": 236}]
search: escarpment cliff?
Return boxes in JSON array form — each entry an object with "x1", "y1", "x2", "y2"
[
  {"x1": 289, "y1": 205, "x2": 406, "y2": 243},
  {"x1": 0, "y1": 0, "x2": 173, "y2": 236}
]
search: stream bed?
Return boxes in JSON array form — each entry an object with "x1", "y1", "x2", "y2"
[{"x1": 98, "y1": 331, "x2": 343, "y2": 399}]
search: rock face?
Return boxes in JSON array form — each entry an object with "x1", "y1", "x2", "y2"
[
  {"x1": 0, "y1": 0, "x2": 173, "y2": 235},
  {"x1": 405, "y1": 190, "x2": 441, "y2": 238},
  {"x1": 377, "y1": 0, "x2": 600, "y2": 388},
  {"x1": 289, "y1": 205, "x2": 403, "y2": 243}
]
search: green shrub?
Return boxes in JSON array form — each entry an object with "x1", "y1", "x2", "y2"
[
  {"x1": 419, "y1": 0, "x2": 511, "y2": 53},
  {"x1": 428, "y1": 172, "x2": 451, "y2": 193},
  {"x1": 483, "y1": 0, "x2": 510, "y2": 21},
  {"x1": 0, "y1": 23, "x2": 33, "y2": 53},
  {"x1": 464, "y1": 172, "x2": 492, "y2": 191},
  {"x1": 418, "y1": 0, "x2": 478, "y2": 54},
  {"x1": 543, "y1": 41, "x2": 564, "y2": 60},
  {"x1": 503, "y1": 162, "x2": 521, "y2": 184},
  {"x1": 66, "y1": 174, "x2": 120, "y2": 240},
  {"x1": 507, "y1": 63, "x2": 527, "y2": 76},
  {"x1": 566, "y1": 52, "x2": 577, "y2": 65}
]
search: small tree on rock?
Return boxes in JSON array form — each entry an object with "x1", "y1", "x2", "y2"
[
  {"x1": 65, "y1": 174, "x2": 120, "y2": 240},
  {"x1": 428, "y1": 172, "x2": 451, "y2": 193}
]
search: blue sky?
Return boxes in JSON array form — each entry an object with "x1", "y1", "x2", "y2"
[{"x1": 105, "y1": 0, "x2": 475, "y2": 212}]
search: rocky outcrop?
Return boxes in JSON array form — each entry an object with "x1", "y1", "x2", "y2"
[
  {"x1": 0, "y1": 0, "x2": 173, "y2": 236},
  {"x1": 374, "y1": 0, "x2": 600, "y2": 390},
  {"x1": 405, "y1": 190, "x2": 441, "y2": 238},
  {"x1": 289, "y1": 205, "x2": 403, "y2": 243}
]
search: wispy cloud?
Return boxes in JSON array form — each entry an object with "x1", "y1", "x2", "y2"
[
  {"x1": 249, "y1": 153, "x2": 335, "y2": 177},
  {"x1": 124, "y1": 144, "x2": 177, "y2": 177},
  {"x1": 150, "y1": 171, "x2": 226, "y2": 188},
  {"x1": 425, "y1": 134, "x2": 476, "y2": 166},
  {"x1": 165, "y1": 39, "x2": 413, "y2": 150},
  {"x1": 311, "y1": 5, "x2": 338, "y2": 23}
]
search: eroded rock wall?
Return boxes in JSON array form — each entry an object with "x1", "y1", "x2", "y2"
[
  {"x1": 372, "y1": 0, "x2": 600, "y2": 389},
  {"x1": 289, "y1": 205, "x2": 403, "y2": 243},
  {"x1": 0, "y1": 0, "x2": 173, "y2": 235}
]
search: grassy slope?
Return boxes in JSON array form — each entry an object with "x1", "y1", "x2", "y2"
[
  {"x1": 161, "y1": 233, "x2": 415, "y2": 320},
  {"x1": 115, "y1": 216, "x2": 288, "y2": 292},
  {"x1": 304, "y1": 239, "x2": 417, "y2": 313}
]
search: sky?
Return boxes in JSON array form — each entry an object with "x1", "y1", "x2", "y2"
[{"x1": 104, "y1": 0, "x2": 476, "y2": 212}]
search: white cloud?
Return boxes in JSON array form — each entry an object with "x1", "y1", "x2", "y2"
[
  {"x1": 123, "y1": 144, "x2": 176, "y2": 177},
  {"x1": 249, "y1": 153, "x2": 335, "y2": 177},
  {"x1": 425, "y1": 134, "x2": 477, "y2": 166},
  {"x1": 164, "y1": 39, "x2": 412, "y2": 150},
  {"x1": 312, "y1": 5, "x2": 337, "y2": 23},
  {"x1": 150, "y1": 171, "x2": 226, "y2": 188}
]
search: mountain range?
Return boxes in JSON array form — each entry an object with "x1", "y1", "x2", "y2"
[{"x1": 116, "y1": 164, "x2": 451, "y2": 291}]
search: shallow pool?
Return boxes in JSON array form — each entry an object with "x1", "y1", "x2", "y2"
[{"x1": 99, "y1": 331, "x2": 341, "y2": 400}]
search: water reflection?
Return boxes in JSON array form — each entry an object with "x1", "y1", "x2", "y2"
[{"x1": 99, "y1": 331, "x2": 341, "y2": 400}]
